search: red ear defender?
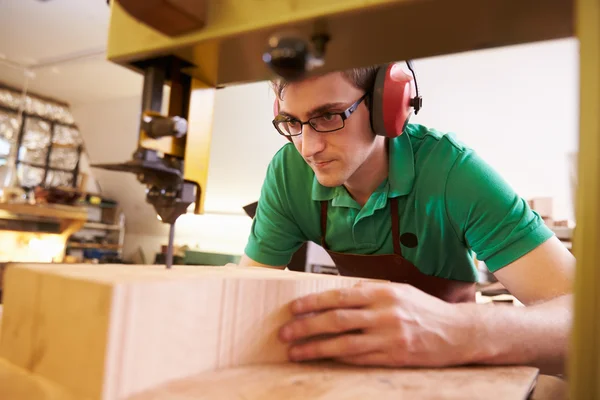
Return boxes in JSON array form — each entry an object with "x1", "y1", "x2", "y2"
[
  {"x1": 273, "y1": 61, "x2": 422, "y2": 141},
  {"x1": 370, "y1": 62, "x2": 422, "y2": 138}
]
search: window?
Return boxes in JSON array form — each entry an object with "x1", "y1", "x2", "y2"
[{"x1": 0, "y1": 85, "x2": 83, "y2": 189}]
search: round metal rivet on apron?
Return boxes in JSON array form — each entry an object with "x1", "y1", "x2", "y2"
[{"x1": 400, "y1": 232, "x2": 418, "y2": 248}]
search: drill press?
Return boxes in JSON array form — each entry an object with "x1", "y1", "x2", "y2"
[{"x1": 93, "y1": 57, "x2": 202, "y2": 269}]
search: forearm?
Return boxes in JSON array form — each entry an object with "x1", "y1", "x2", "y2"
[
  {"x1": 238, "y1": 253, "x2": 286, "y2": 269},
  {"x1": 461, "y1": 294, "x2": 572, "y2": 375}
]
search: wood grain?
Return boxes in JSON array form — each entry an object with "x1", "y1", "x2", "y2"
[
  {"x1": 126, "y1": 362, "x2": 539, "y2": 400},
  {"x1": 0, "y1": 263, "x2": 366, "y2": 400},
  {"x1": 0, "y1": 263, "x2": 549, "y2": 400},
  {"x1": 0, "y1": 357, "x2": 82, "y2": 400}
]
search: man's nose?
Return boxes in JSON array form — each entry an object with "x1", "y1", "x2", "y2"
[{"x1": 300, "y1": 125, "x2": 326, "y2": 159}]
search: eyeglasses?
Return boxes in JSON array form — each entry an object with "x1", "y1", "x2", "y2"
[{"x1": 272, "y1": 93, "x2": 368, "y2": 137}]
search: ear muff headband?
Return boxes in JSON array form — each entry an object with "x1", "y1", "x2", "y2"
[{"x1": 273, "y1": 61, "x2": 422, "y2": 139}]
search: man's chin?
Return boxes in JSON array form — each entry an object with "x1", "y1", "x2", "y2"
[{"x1": 314, "y1": 173, "x2": 345, "y2": 188}]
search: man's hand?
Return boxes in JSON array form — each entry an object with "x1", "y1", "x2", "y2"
[{"x1": 278, "y1": 282, "x2": 478, "y2": 367}]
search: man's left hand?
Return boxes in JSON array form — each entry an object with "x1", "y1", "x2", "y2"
[{"x1": 279, "y1": 282, "x2": 479, "y2": 367}]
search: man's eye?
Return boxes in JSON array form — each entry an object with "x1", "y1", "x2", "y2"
[
  {"x1": 287, "y1": 120, "x2": 300, "y2": 127},
  {"x1": 322, "y1": 113, "x2": 335, "y2": 121}
]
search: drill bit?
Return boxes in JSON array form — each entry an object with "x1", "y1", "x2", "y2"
[{"x1": 166, "y1": 222, "x2": 175, "y2": 269}]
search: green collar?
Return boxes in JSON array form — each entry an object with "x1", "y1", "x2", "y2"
[{"x1": 311, "y1": 131, "x2": 416, "y2": 207}]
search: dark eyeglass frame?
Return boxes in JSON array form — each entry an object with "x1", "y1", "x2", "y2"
[{"x1": 272, "y1": 93, "x2": 369, "y2": 137}]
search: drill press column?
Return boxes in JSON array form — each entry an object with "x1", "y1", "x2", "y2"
[{"x1": 93, "y1": 57, "x2": 202, "y2": 269}]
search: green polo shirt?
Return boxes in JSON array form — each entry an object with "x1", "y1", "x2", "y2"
[{"x1": 245, "y1": 123, "x2": 554, "y2": 282}]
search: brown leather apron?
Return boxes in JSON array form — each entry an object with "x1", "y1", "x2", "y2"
[{"x1": 320, "y1": 197, "x2": 476, "y2": 303}]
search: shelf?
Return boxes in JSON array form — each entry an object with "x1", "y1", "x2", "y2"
[
  {"x1": 83, "y1": 222, "x2": 122, "y2": 231},
  {"x1": 0, "y1": 202, "x2": 87, "y2": 237},
  {"x1": 67, "y1": 243, "x2": 122, "y2": 250},
  {"x1": 552, "y1": 226, "x2": 574, "y2": 240},
  {"x1": 0, "y1": 203, "x2": 87, "y2": 221}
]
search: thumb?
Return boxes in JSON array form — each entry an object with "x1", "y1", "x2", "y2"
[{"x1": 354, "y1": 278, "x2": 389, "y2": 287}]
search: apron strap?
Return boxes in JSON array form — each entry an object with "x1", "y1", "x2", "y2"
[
  {"x1": 320, "y1": 197, "x2": 402, "y2": 255},
  {"x1": 390, "y1": 197, "x2": 402, "y2": 256},
  {"x1": 320, "y1": 201, "x2": 329, "y2": 249}
]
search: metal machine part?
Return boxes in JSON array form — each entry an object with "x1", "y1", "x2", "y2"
[
  {"x1": 262, "y1": 32, "x2": 330, "y2": 81},
  {"x1": 141, "y1": 114, "x2": 188, "y2": 139},
  {"x1": 93, "y1": 57, "x2": 200, "y2": 269}
]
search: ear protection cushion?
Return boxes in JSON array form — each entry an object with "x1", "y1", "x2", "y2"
[{"x1": 370, "y1": 63, "x2": 414, "y2": 138}]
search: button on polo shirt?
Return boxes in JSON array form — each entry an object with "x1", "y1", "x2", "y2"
[{"x1": 245, "y1": 124, "x2": 554, "y2": 282}]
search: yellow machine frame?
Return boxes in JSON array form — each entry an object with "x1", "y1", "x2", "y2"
[{"x1": 106, "y1": 0, "x2": 597, "y2": 397}]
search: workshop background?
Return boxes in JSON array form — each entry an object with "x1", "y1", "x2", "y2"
[{"x1": 0, "y1": 0, "x2": 577, "y2": 272}]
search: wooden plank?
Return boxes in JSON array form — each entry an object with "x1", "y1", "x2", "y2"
[
  {"x1": 83, "y1": 222, "x2": 122, "y2": 231},
  {"x1": 0, "y1": 357, "x2": 81, "y2": 400},
  {"x1": 0, "y1": 203, "x2": 87, "y2": 222},
  {"x1": 126, "y1": 362, "x2": 539, "y2": 400},
  {"x1": 0, "y1": 264, "x2": 367, "y2": 400},
  {"x1": 0, "y1": 265, "x2": 114, "y2": 399},
  {"x1": 530, "y1": 375, "x2": 569, "y2": 400}
]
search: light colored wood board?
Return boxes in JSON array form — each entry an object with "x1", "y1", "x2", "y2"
[
  {"x1": 0, "y1": 265, "x2": 113, "y2": 399},
  {"x1": 6, "y1": 263, "x2": 368, "y2": 283},
  {"x1": 127, "y1": 362, "x2": 539, "y2": 400},
  {"x1": 0, "y1": 263, "x2": 367, "y2": 400},
  {"x1": 0, "y1": 357, "x2": 83, "y2": 400},
  {"x1": 0, "y1": 266, "x2": 42, "y2": 369},
  {"x1": 530, "y1": 375, "x2": 568, "y2": 400},
  {"x1": 105, "y1": 275, "x2": 368, "y2": 399}
]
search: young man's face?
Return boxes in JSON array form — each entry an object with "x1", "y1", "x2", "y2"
[{"x1": 278, "y1": 72, "x2": 378, "y2": 187}]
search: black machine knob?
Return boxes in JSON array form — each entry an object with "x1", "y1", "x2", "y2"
[
  {"x1": 141, "y1": 114, "x2": 188, "y2": 139},
  {"x1": 263, "y1": 32, "x2": 329, "y2": 82}
]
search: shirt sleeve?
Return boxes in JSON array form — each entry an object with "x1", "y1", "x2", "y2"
[
  {"x1": 244, "y1": 155, "x2": 306, "y2": 266},
  {"x1": 445, "y1": 149, "x2": 555, "y2": 272}
]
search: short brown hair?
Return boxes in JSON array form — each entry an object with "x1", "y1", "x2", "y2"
[{"x1": 271, "y1": 66, "x2": 379, "y2": 100}]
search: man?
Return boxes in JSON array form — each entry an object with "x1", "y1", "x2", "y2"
[{"x1": 238, "y1": 62, "x2": 574, "y2": 375}]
